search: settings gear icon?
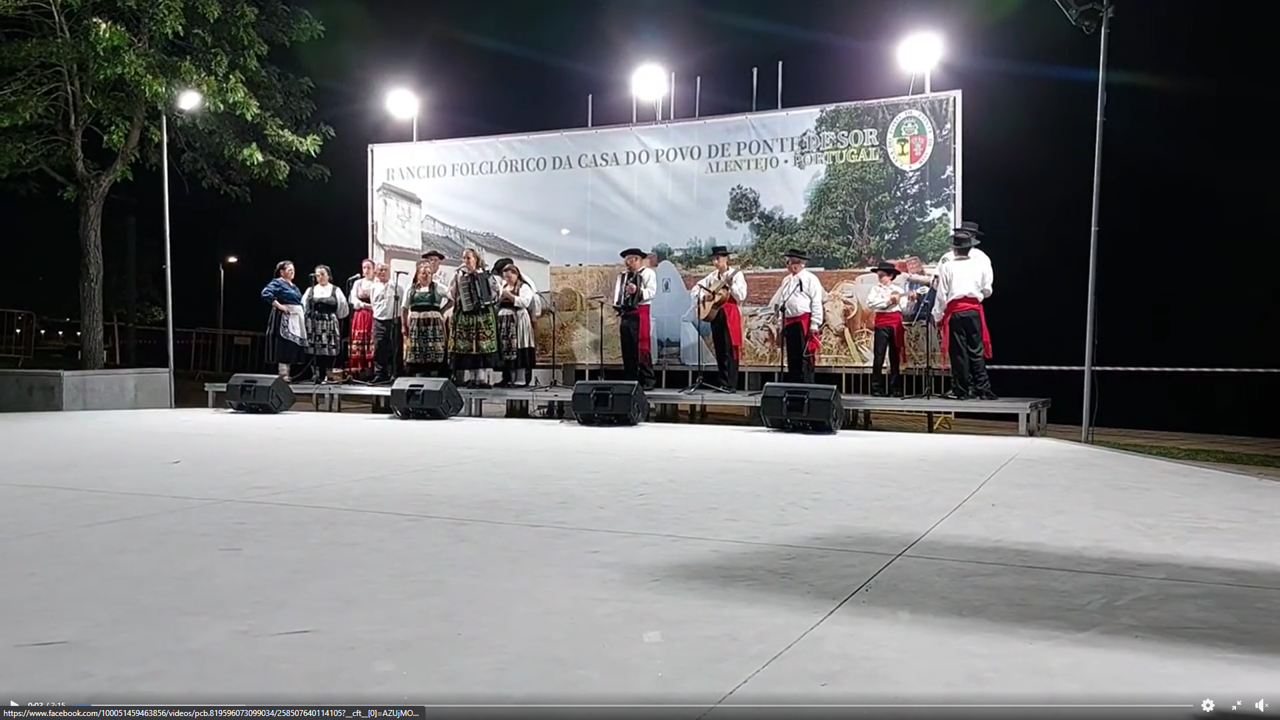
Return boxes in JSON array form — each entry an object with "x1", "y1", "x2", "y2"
[{"x1": 1202, "y1": 699, "x2": 1215, "y2": 712}]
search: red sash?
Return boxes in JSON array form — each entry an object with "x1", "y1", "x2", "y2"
[
  {"x1": 783, "y1": 313, "x2": 820, "y2": 356},
  {"x1": 874, "y1": 311, "x2": 905, "y2": 363},
  {"x1": 636, "y1": 303, "x2": 652, "y2": 357},
  {"x1": 941, "y1": 297, "x2": 992, "y2": 359},
  {"x1": 721, "y1": 299, "x2": 743, "y2": 359}
]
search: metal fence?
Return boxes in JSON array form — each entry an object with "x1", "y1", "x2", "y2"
[{"x1": 0, "y1": 309, "x2": 36, "y2": 365}]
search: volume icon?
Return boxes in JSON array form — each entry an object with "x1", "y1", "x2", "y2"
[{"x1": 1257, "y1": 699, "x2": 1267, "y2": 712}]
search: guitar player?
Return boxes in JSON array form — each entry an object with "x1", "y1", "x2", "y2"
[{"x1": 690, "y1": 246, "x2": 748, "y2": 391}]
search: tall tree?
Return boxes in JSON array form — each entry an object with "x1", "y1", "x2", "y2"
[{"x1": 0, "y1": 0, "x2": 332, "y2": 368}]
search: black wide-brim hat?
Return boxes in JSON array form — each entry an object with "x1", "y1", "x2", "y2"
[
  {"x1": 783, "y1": 248, "x2": 809, "y2": 262},
  {"x1": 950, "y1": 220, "x2": 983, "y2": 248},
  {"x1": 421, "y1": 250, "x2": 445, "y2": 261},
  {"x1": 709, "y1": 245, "x2": 731, "y2": 258},
  {"x1": 869, "y1": 261, "x2": 900, "y2": 277},
  {"x1": 491, "y1": 257, "x2": 514, "y2": 272},
  {"x1": 620, "y1": 247, "x2": 647, "y2": 259}
]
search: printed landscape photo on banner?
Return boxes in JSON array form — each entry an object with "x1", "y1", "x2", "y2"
[{"x1": 368, "y1": 92, "x2": 960, "y2": 369}]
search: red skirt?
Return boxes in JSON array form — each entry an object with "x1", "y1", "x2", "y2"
[{"x1": 348, "y1": 307, "x2": 374, "y2": 369}]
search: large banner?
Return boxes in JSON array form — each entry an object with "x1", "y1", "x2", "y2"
[{"x1": 368, "y1": 92, "x2": 960, "y2": 369}]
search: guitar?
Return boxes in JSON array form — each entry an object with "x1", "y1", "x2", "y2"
[{"x1": 695, "y1": 265, "x2": 750, "y2": 321}]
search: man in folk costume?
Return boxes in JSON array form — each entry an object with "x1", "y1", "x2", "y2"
[
  {"x1": 689, "y1": 246, "x2": 747, "y2": 391},
  {"x1": 865, "y1": 261, "x2": 914, "y2": 397},
  {"x1": 617, "y1": 248, "x2": 658, "y2": 389},
  {"x1": 931, "y1": 222, "x2": 996, "y2": 400},
  {"x1": 369, "y1": 262, "x2": 403, "y2": 384},
  {"x1": 766, "y1": 248, "x2": 824, "y2": 384}
]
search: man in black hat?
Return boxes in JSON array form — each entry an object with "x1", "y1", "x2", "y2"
[
  {"x1": 931, "y1": 223, "x2": 996, "y2": 400},
  {"x1": 690, "y1": 246, "x2": 748, "y2": 390},
  {"x1": 766, "y1": 248, "x2": 824, "y2": 384},
  {"x1": 865, "y1": 261, "x2": 913, "y2": 396},
  {"x1": 617, "y1": 248, "x2": 657, "y2": 389}
]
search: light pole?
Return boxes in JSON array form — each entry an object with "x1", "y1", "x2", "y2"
[
  {"x1": 1054, "y1": 0, "x2": 1113, "y2": 444},
  {"x1": 161, "y1": 88, "x2": 203, "y2": 408},
  {"x1": 896, "y1": 32, "x2": 944, "y2": 94},
  {"x1": 385, "y1": 88, "x2": 421, "y2": 141},
  {"x1": 630, "y1": 63, "x2": 668, "y2": 124},
  {"x1": 217, "y1": 255, "x2": 237, "y2": 374}
]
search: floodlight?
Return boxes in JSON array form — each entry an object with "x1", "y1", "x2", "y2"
[
  {"x1": 385, "y1": 89, "x2": 420, "y2": 120},
  {"x1": 176, "y1": 89, "x2": 203, "y2": 112},
  {"x1": 630, "y1": 64, "x2": 668, "y2": 103},
  {"x1": 896, "y1": 32, "x2": 944, "y2": 75}
]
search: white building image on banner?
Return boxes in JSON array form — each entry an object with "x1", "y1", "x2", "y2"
[{"x1": 371, "y1": 182, "x2": 550, "y2": 291}]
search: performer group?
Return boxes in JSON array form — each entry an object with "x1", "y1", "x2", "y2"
[{"x1": 258, "y1": 222, "x2": 995, "y2": 399}]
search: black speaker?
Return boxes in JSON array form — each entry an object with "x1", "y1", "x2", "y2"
[
  {"x1": 225, "y1": 374, "x2": 295, "y2": 414},
  {"x1": 759, "y1": 382, "x2": 843, "y2": 433},
  {"x1": 389, "y1": 377, "x2": 464, "y2": 419},
  {"x1": 571, "y1": 381, "x2": 646, "y2": 426}
]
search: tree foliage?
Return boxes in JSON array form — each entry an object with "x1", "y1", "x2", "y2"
[
  {"x1": 732, "y1": 98, "x2": 956, "y2": 269},
  {"x1": 0, "y1": 0, "x2": 333, "y2": 367}
]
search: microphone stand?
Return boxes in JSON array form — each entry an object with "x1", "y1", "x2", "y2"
[
  {"x1": 532, "y1": 291, "x2": 562, "y2": 389},
  {"x1": 683, "y1": 287, "x2": 722, "y2": 395},
  {"x1": 771, "y1": 278, "x2": 804, "y2": 386},
  {"x1": 904, "y1": 281, "x2": 938, "y2": 400},
  {"x1": 388, "y1": 270, "x2": 407, "y2": 383}
]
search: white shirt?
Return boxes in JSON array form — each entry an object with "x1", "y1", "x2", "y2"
[
  {"x1": 939, "y1": 247, "x2": 990, "y2": 267},
  {"x1": 369, "y1": 279, "x2": 402, "y2": 321},
  {"x1": 866, "y1": 282, "x2": 908, "y2": 313},
  {"x1": 932, "y1": 252, "x2": 993, "y2": 324},
  {"x1": 767, "y1": 269, "x2": 825, "y2": 331},
  {"x1": 631, "y1": 266, "x2": 657, "y2": 305},
  {"x1": 303, "y1": 283, "x2": 351, "y2": 319},
  {"x1": 690, "y1": 268, "x2": 748, "y2": 304},
  {"x1": 349, "y1": 278, "x2": 375, "y2": 310},
  {"x1": 503, "y1": 282, "x2": 536, "y2": 310}
]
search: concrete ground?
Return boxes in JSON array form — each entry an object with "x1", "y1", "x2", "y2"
[{"x1": 2, "y1": 410, "x2": 1277, "y2": 710}]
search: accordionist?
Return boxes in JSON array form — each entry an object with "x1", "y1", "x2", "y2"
[
  {"x1": 449, "y1": 247, "x2": 502, "y2": 388},
  {"x1": 616, "y1": 248, "x2": 658, "y2": 390}
]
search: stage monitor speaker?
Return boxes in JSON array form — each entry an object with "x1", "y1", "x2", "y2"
[
  {"x1": 225, "y1": 374, "x2": 295, "y2": 414},
  {"x1": 759, "y1": 382, "x2": 843, "y2": 434},
  {"x1": 389, "y1": 377, "x2": 464, "y2": 419},
  {"x1": 571, "y1": 380, "x2": 646, "y2": 426}
]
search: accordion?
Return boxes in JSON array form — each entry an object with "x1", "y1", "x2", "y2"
[
  {"x1": 456, "y1": 270, "x2": 497, "y2": 313},
  {"x1": 611, "y1": 271, "x2": 640, "y2": 314}
]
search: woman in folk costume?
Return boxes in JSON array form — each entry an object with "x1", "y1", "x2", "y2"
[
  {"x1": 260, "y1": 260, "x2": 306, "y2": 382},
  {"x1": 402, "y1": 252, "x2": 451, "y2": 377},
  {"x1": 301, "y1": 265, "x2": 350, "y2": 383},
  {"x1": 496, "y1": 263, "x2": 537, "y2": 387},
  {"x1": 347, "y1": 259, "x2": 376, "y2": 378},
  {"x1": 449, "y1": 247, "x2": 501, "y2": 387}
]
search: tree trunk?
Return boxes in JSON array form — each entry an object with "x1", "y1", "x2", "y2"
[
  {"x1": 77, "y1": 191, "x2": 108, "y2": 370},
  {"x1": 123, "y1": 213, "x2": 138, "y2": 367}
]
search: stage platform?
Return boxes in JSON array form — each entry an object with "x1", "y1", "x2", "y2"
[
  {"x1": 1, "y1": 410, "x2": 1276, "y2": 706},
  {"x1": 203, "y1": 382, "x2": 1053, "y2": 436}
]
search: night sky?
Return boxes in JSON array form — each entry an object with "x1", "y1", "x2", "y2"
[{"x1": 2, "y1": 0, "x2": 1258, "y2": 435}]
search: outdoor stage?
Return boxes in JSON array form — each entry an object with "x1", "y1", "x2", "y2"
[{"x1": 1, "y1": 410, "x2": 1277, "y2": 709}]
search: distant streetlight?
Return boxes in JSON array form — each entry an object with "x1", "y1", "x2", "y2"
[
  {"x1": 217, "y1": 255, "x2": 238, "y2": 374},
  {"x1": 385, "y1": 88, "x2": 421, "y2": 141},
  {"x1": 630, "y1": 63, "x2": 668, "y2": 123},
  {"x1": 161, "y1": 87, "x2": 204, "y2": 408},
  {"x1": 896, "y1": 32, "x2": 944, "y2": 93}
]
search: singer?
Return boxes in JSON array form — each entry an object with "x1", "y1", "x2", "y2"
[
  {"x1": 348, "y1": 260, "x2": 376, "y2": 377},
  {"x1": 369, "y1": 263, "x2": 402, "y2": 384},
  {"x1": 260, "y1": 261, "x2": 306, "y2": 382},
  {"x1": 765, "y1": 248, "x2": 824, "y2": 384},
  {"x1": 302, "y1": 265, "x2": 350, "y2": 383},
  {"x1": 932, "y1": 222, "x2": 996, "y2": 400}
]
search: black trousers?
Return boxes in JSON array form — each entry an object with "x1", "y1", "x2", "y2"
[
  {"x1": 619, "y1": 310, "x2": 654, "y2": 387},
  {"x1": 946, "y1": 309, "x2": 992, "y2": 396},
  {"x1": 372, "y1": 318, "x2": 397, "y2": 381},
  {"x1": 871, "y1": 325, "x2": 901, "y2": 395},
  {"x1": 782, "y1": 321, "x2": 814, "y2": 384},
  {"x1": 709, "y1": 312, "x2": 739, "y2": 389}
]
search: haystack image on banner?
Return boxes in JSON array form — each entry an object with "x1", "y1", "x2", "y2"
[{"x1": 368, "y1": 92, "x2": 960, "y2": 369}]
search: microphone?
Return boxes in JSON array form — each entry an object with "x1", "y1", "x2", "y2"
[{"x1": 346, "y1": 273, "x2": 361, "y2": 282}]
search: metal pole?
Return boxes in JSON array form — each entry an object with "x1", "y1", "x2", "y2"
[
  {"x1": 655, "y1": 99, "x2": 661, "y2": 123},
  {"x1": 1081, "y1": 2, "x2": 1112, "y2": 444},
  {"x1": 924, "y1": 71, "x2": 932, "y2": 94},
  {"x1": 160, "y1": 112, "x2": 176, "y2": 408},
  {"x1": 217, "y1": 264, "x2": 224, "y2": 374},
  {"x1": 412, "y1": 114, "x2": 418, "y2": 142},
  {"x1": 776, "y1": 61, "x2": 783, "y2": 109},
  {"x1": 632, "y1": 96, "x2": 637, "y2": 124},
  {"x1": 751, "y1": 67, "x2": 758, "y2": 112},
  {"x1": 695, "y1": 76, "x2": 701, "y2": 118},
  {"x1": 669, "y1": 71, "x2": 676, "y2": 119},
  {"x1": 587, "y1": 93, "x2": 593, "y2": 128}
]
